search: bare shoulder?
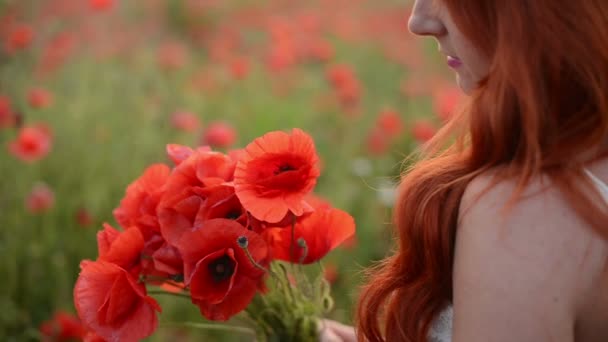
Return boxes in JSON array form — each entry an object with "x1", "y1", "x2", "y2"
[{"x1": 452, "y1": 170, "x2": 607, "y2": 342}]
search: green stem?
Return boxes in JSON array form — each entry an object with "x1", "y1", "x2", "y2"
[
  {"x1": 162, "y1": 321, "x2": 256, "y2": 336},
  {"x1": 148, "y1": 290, "x2": 191, "y2": 299}
]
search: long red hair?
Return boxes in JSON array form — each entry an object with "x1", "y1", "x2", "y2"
[{"x1": 356, "y1": 1, "x2": 608, "y2": 341}]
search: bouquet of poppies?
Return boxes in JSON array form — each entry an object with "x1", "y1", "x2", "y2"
[{"x1": 72, "y1": 128, "x2": 356, "y2": 342}]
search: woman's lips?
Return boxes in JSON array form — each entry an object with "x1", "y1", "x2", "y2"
[{"x1": 447, "y1": 55, "x2": 462, "y2": 68}]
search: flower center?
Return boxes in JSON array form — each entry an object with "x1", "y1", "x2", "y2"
[
  {"x1": 208, "y1": 255, "x2": 235, "y2": 282},
  {"x1": 274, "y1": 163, "x2": 296, "y2": 175}
]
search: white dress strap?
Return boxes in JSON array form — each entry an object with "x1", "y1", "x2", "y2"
[{"x1": 584, "y1": 168, "x2": 608, "y2": 201}]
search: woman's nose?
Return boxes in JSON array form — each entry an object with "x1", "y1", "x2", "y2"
[{"x1": 407, "y1": 1, "x2": 446, "y2": 37}]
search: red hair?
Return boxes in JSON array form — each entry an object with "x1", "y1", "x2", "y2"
[{"x1": 357, "y1": 1, "x2": 608, "y2": 341}]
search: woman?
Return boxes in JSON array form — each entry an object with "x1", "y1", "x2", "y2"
[{"x1": 321, "y1": 0, "x2": 608, "y2": 341}]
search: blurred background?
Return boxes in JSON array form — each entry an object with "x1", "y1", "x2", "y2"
[{"x1": 0, "y1": 0, "x2": 462, "y2": 340}]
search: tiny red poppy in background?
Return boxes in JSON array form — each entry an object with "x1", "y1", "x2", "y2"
[
  {"x1": 229, "y1": 57, "x2": 250, "y2": 80},
  {"x1": 158, "y1": 42, "x2": 189, "y2": 70},
  {"x1": 376, "y1": 108, "x2": 404, "y2": 138},
  {"x1": 177, "y1": 219, "x2": 269, "y2": 321},
  {"x1": 411, "y1": 119, "x2": 437, "y2": 143},
  {"x1": 73, "y1": 261, "x2": 161, "y2": 342},
  {"x1": 0, "y1": 95, "x2": 15, "y2": 128},
  {"x1": 433, "y1": 86, "x2": 463, "y2": 122},
  {"x1": 366, "y1": 128, "x2": 390, "y2": 156},
  {"x1": 28, "y1": 88, "x2": 54, "y2": 109},
  {"x1": 263, "y1": 206, "x2": 355, "y2": 264},
  {"x1": 234, "y1": 129, "x2": 320, "y2": 223},
  {"x1": 89, "y1": 0, "x2": 115, "y2": 11},
  {"x1": 39, "y1": 310, "x2": 86, "y2": 342},
  {"x1": 170, "y1": 111, "x2": 200, "y2": 132},
  {"x1": 200, "y1": 121, "x2": 237, "y2": 149},
  {"x1": 5, "y1": 23, "x2": 34, "y2": 52},
  {"x1": 8, "y1": 123, "x2": 53, "y2": 162},
  {"x1": 76, "y1": 207, "x2": 94, "y2": 227},
  {"x1": 26, "y1": 183, "x2": 54, "y2": 213},
  {"x1": 323, "y1": 262, "x2": 339, "y2": 284}
]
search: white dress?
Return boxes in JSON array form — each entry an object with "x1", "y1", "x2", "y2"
[{"x1": 427, "y1": 168, "x2": 608, "y2": 342}]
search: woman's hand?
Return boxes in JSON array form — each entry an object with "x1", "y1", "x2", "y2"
[{"x1": 318, "y1": 319, "x2": 357, "y2": 342}]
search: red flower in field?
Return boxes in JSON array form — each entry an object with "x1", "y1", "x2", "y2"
[
  {"x1": 8, "y1": 123, "x2": 53, "y2": 162},
  {"x1": 73, "y1": 261, "x2": 161, "y2": 342},
  {"x1": 229, "y1": 57, "x2": 250, "y2": 80},
  {"x1": 0, "y1": 95, "x2": 15, "y2": 128},
  {"x1": 39, "y1": 310, "x2": 86, "y2": 341},
  {"x1": 366, "y1": 128, "x2": 389, "y2": 156},
  {"x1": 113, "y1": 164, "x2": 171, "y2": 237},
  {"x1": 263, "y1": 206, "x2": 355, "y2": 264},
  {"x1": 97, "y1": 223, "x2": 145, "y2": 271},
  {"x1": 76, "y1": 207, "x2": 94, "y2": 227},
  {"x1": 433, "y1": 86, "x2": 463, "y2": 121},
  {"x1": 323, "y1": 263, "x2": 339, "y2": 284},
  {"x1": 89, "y1": 0, "x2": 115, "y2": 11},
  {"x1": 177, "y1": 219, "x2": 269, "y2": 321},
  {"x1": 234, "y1": 129, "x2": 320, "y2": 223},
  {"x1": 5, "y1": 24, "x2": 34, "y2": 52},
  {"x1": 200, "y1": 121, "x2": 237, "y2": 149},
  {"x1": 28, "y1": 88, "x2": 53, "y2": 109},
  {"x1": 26, "y1": 183, "x2": 54, "y2": 213},
  {"x1": 326, "y1": 64, "x2": 356, "y2": 88},
  {"x1": 411, "y1": 120, "x2": 437, "y2": 143},
  {"x1": 305, "y1": 39, "x2": 334, "y2": 62},
  {"x1": 376, "y1": 109, "x2": 404, "y2": 138},
  {"x1": 158, "y1": 149, "x2": 237, "y2": 245},
  {"x1": 158, "y1": 42, "x2": 189, "y2": 70},
  {"x1": 166, "y1": 144, "x2": 211, "y2": 166},
  {"x1": 170, "y1": 111, "x2": 200, "y2": 132}
]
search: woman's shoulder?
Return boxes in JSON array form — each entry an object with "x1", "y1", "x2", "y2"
[{"x1": 453, "y1": 168, "x2": 607, "y2": 339}]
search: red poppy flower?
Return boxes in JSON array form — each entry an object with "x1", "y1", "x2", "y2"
[
  {"x1": 177, "y1": 219, "x2": 269, "y2": 321},
  {"x1": 229, "y1": 57, "x2": 250, "y2": 80},
  {"x1": 234, "y1": 129, "x2": 320, "y2": 223},
  {"x1": 26, "y1": 183, "x2": 54, "y2": 213},
  {"x1": 411, "y1": 120, "x2": 437, "y2": 143},
  {"x1": 76, "y1": 207, "x2": 94, "y2": 227},
  {"x1": 158, "y1": 42, "x2": 189, "y2": 70},
  {"x1": 170, "y1": 111, "x2": 200, "y2": 132},
  {"x1": 97, "y1": 224, "x2": 144, "y2": 271},
  {"x1": 74, "y1": 261, "x2": 161, "y2": 342},
  {"x1": 113, "y1": 164, "x2": 171, "y2": 237},
  {"x1": 323, "y1": 262, "x2": 339, "y2": 284},
  {"x1": 39, "y1": 310, "x2": 86, "y2": 341},
  {"x1": 262, "y1": 207, "x2": 355, "y2": 264},
  {"x1": 28, "y1": 88, "x2": 53, "y2": 109},
  {"x1": 433, "y1": 86, "x2": 462, "y2": 122},
  {"x1": 158, "y1": 149, "x2": 237, "y2": 245},
  {"x1": 89, "y1": 0, "x2": 114, "y2": 11},
  {"x1": 376, "y1": 109, "x2": 404, "y2": 138},
  {"x1": 166, "y1": 144, "x2": 211, "y2": 166},
  {"x1": 5, "y1": 24, "x2": 34, "y2": 52},
  {"x1": 0, "y1": 95, "x2": 15, "y2": 129},
  {"x1": 200, "y1": 121, "x2": 237, "y2": 149},
  {"x1": 366, "y1": 128, "x2": 390, "y2": 156},
  {"x1": 8, "y1": 123, "x2": 53, "y2": 162}
]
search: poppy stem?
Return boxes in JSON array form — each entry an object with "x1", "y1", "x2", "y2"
[
  {"x1": 162, "y1": 321, "x2": 256, "y2": 336},
  {"x1": 147, "y1": 290, "x2": 191, "y2": 299},
  {"x1": 297, "y1": 238, "x2": 308, "y2": 264},
  {"x1": 289, "y1": 214, "x2": 297, "y2": 264},
  {"x1": 237, "y1": 236, "x2": 275, "y2": 277}
]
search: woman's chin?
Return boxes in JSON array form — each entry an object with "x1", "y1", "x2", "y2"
[{"x1": 456, "y1": 74, "x2": 474, "y2": 95}]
